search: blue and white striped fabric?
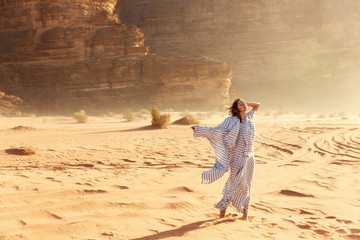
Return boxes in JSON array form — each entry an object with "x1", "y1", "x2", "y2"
[{"x1": 193, "y1": 109, "x2": 256, "y2": 212}]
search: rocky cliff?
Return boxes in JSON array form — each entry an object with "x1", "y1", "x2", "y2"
[
  {"x1": 117, "y1": 0, "x2": 360, "y2": 111},
  {"x1": 0, "y1": 0, "x2": 231, "y2": 113}
]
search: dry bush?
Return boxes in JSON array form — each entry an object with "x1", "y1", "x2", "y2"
[
  {"x1": 73, "y1": 109, "x2": 88, "y2": 123},
  {"x1": 151, "y1": 106, "x2": 170, "y2": 129},
  {"x1": 122, "y1": 109, "x2": 134, "y2": 122}
]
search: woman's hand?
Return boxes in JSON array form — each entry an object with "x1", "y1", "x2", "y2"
[{"x1": 246, "y1": 102, "x2": 261, "y2": 111}]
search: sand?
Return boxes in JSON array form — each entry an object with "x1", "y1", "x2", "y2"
[{"x1": 0, "y1": 112, "x2": 359, "y2": 240}]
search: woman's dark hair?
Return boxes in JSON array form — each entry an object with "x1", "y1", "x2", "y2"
[{"x1": 228, "y1": 98, "x2": 243, "y2": 123}]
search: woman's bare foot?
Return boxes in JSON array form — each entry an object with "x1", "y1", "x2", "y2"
[
  {"x1": 240, "y1": 209, "x2": 248, "y2": 221},
  {"x1": 219, "y1": 210, "x2": 226, "y2": 218}
]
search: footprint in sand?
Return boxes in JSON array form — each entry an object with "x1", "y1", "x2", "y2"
[
  {"x1": 157, "y1": 218, "x2": 176, "y2": 227},
  {"x1": 45, "y1": 177, "x2": 61, "y2": 183},
  {"x1": 255, "y1": 160, "x2": 267, "y2": 164},
  {"x1": 335, "y1": 228, "x2": 347, "y2": 234},
  {"x1": 82, "y1": 189, "x2": 107, "y2": 194},
  {"x1": 122, "y1": 158, "x2": 136, "y2": 163},
  {"x1": 117, "y1": 202, "x2": 150, "y2": 210},
  {"x1": 182, "y1": 161, "x2": 196, "y2": 165},
  {"x1": 101, "y1": 232, "x2": 114, "y2": 237},
  {"x1": 336, "y1": 219, "x2": 353, "y2": 224},
  {"x1": 166, "y1": 186, "x2": 194, "y2": 193},
  {"x1": 313, "y1": 229, "x2": 329, "y2": 235},
  {"x1": 204, "y1": 213, "x2": 218, "y2": 218},
  {"x1": 297, "y1": 224, "x2": 311, "y2": 229},
  {"x1": 279, "y1": 189, "x2": 314, "y2": 197},
  {"x1": 114, "y1": 185, "x2": 129, "y2": 189},
  {"x1": 163, "y1": 201, "x2": 194, "y2": 210},
  {"x1": 345, "y1": 234, "x2": 360, "y2": 240},
  {"x1": 300, "y1": 209, "x2": 314, "y2": 215},
  {"x1": 19, "y1": 220, "x2": 26, "y2": 226},
  {"x1": 45, "y1": 211, "x2": 63, "y2": 220}
]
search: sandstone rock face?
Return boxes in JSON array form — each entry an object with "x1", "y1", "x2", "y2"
[
  {"x1": 142, "y1": 54, "x2": 231, "y2": 109},
  {"x1": 117, "y1": 0, "x2": 360, "y2": 111},
  {"x1": 0, "y1": 92, "x2": 22, "y2": 116},
  {"x1": 0, "y1": 0, "x2": 231, "y2": 113}
]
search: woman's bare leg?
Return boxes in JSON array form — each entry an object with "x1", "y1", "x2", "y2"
[
  {"x1": 241, "y1": 208, "x2": 248, "y2": 221},
  {"x1": 219, "y1": 210, "x2": 226, "y2": 218}
]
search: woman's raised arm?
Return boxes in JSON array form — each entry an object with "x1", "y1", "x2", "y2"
[{"x1": 246, "y1": 102, "x2": 261, "y2": 111}]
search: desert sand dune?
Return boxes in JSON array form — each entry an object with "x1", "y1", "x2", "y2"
[{"x1": 0, "y1": 114, "x2": 359, "y2": 239}]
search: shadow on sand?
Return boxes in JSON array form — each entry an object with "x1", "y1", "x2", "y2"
[{"x1": 129, "y1": 218, "x2": 236, "y2": 240}]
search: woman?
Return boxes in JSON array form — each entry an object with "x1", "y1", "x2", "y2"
[{"x1": 192, "y1": 99, "x2": 260, "y2": 220}]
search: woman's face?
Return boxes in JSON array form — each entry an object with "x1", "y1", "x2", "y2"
[{"x1": 237, "y1": 100, "x2": 248, "y2": 112}]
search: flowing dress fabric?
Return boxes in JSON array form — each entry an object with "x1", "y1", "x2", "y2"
[{"x1": 193, "y1": 109, "x2": 256, "y2": 212}]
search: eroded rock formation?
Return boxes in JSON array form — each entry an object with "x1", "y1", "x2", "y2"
[
  {"x1": 0, "y1": 0, "x2": 231, "y2": 113},
  {"x1": 117, "y1": 0, "x2": 360, "y2": 111},
  {"x1": 0, "y1": 92, "x2": 22, "y2": 116}
]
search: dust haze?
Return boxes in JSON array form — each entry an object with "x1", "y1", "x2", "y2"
[{"x1": 118, "y1": 0, "x2": 360, "y2": 114}]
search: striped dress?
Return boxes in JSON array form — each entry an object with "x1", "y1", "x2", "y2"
[{"x1": 193, "y1": 109, "x2": 256, "y2": 212}]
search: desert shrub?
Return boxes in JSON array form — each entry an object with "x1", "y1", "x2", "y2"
[
  {"x1": 151, "y1": 106, "x2": 170, "y2": 129},
  {"x1": 73, "y1": 109, "x2": 88, "y2": 123},
  {"x1": 122, "y1": 109, "x2": 134, "y2": 122}
]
